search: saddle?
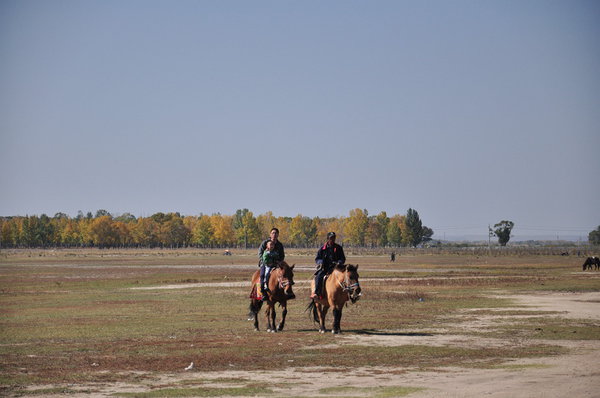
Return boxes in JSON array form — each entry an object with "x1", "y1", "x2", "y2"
[
  {"x1": 315, "y1": 274, "x2": 329, "y2": 297},
  {"x1": 249, "y1": 283, "x2": 264, "y2": 300}
]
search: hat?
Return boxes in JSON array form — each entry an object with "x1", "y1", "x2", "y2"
[{"x1": 327, "y1": 232, "x2": 336, "y2": 239}]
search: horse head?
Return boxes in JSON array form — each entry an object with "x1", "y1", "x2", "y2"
[
  {"x1": 277, "y1": 261, "x2": 296, "y2": 299},
  {"x1": 344, "y1": 264, "x2": 361, "y2": 303}
]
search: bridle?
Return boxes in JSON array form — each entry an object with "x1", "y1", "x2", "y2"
[
  {"x1": 339, "y1": 271, "x2": 361, "y2": 303},
  {"x1": 275, "y1": 264, "x2": 294, "y2": 290}
]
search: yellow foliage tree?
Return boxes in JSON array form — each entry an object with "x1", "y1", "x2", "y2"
[{"x1": 346, "y1": 208, "x2": 369, "y2": 246}]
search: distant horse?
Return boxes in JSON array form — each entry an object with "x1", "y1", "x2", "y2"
[
  {"x1": 307, "y1": 264, "x2": 361, "y2": 334},
  {"x1": 582, "y1": 257, "x2": 599, "y2": 271},
  {"x1": 248, "y1": 261, "x2": 295, "y2": 332}
]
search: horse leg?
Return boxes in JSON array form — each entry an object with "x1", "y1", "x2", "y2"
[
  {"x1": 264, "y1": 303, "x2": 272, "y2": 332},
  {"x1": 332, "y1": 308, "x2": 343, "y2": 334},
  {"x1": 265, "y1": 303, "x2": 277, "y2": 333},
  {"x1": 317, "y1": 304, "x2": 328, "y2": 334},
  {"x1": 277, "y1": 302, "x2": 287, "y2": 332},
  {"x1": 270, "y1": 304, "x2": 277, "y2": 333},
  {"x1": 250, "y1": 300, "x2": 262, "y2": 331}
]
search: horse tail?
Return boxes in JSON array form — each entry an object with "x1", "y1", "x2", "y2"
[
  {"x1": 305, "y1": 300, "x2": 319, "y2": 324},
  {"x1": 248, "y1": 299, "x2": 263, "y2": 318}
]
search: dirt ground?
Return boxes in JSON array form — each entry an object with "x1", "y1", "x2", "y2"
[{"x1": 24, "y1": 291, "x2": 600, "y2": 397}]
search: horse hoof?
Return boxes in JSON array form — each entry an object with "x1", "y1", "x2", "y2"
[{"x1": 332, "y1": 329, "x2": 340, "y2": 334}]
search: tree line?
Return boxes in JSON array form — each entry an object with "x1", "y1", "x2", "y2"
[{"x1": 0, "y1": 208, "x2": 433, "y2": 249}]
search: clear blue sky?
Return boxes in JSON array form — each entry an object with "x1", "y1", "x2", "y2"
[{"x1": 1, "y1": 0, "x2": 598, "y2": 240}]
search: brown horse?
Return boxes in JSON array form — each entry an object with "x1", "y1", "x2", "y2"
[
  {"x1": 307, "y1": 264, "x2": 361, "y2": 334},
  {"x1": 248, "y1": 261, "x2": 296, "y2": 332}
]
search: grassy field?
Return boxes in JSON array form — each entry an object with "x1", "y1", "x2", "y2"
[{"x1": 0, "y1": 248, "x2": 598, "y2": 396}]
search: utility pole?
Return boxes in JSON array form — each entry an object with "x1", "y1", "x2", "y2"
[{"x1": 488, "y1": 225, "x2": 493, "y2": 256}]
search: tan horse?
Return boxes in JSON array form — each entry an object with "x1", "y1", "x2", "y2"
[
  {"x1": 308, "y1": 264, "x2": 361, "y2": 334},
  {"x1": 248, "y1": 261, "x2": 296, "y2": 332}
]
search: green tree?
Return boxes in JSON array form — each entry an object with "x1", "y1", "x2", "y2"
[
  {"x1": 95, "y1": 209, "x2": 112, "y2": 218},
  {"x1": 404, "y1": 208, "x2": 423, "y2": 247},
  {"x1": 115, "y1": 213, "x2": 137, "y2": 223},
  {"x1": 375, "y1": 211, "x2": 390, "y2": 247},
  {"x1": 422, "y1": 226, "x2": 434, "y2": 243},
  {"x1": 588, "y1": 226, "x2": 600, "y2": 245},
  {"x1": 493, "y1": 220, "x2": 514, "y2": 246}
]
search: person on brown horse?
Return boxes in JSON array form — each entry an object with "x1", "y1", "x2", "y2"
[
  {"x1": 258, "y1": 228, "x2": 285, "y2": 296},
  {"x1": 311, "y1": 232, "x2": 346, "y2": 300},
  {"x1": 248, "y1": 260, "x2": 296, "y2": 332}
]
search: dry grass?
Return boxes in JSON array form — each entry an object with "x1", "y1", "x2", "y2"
[{"x1": 0, "y1": 249, "x2": 598, "y2": 395}]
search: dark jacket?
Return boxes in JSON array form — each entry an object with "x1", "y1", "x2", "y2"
[
  {"x1": 315, "y1": 242, "x2": 345, "y2": 271},
  {"x1": 258, "y1": 239, "x2": 285, "y2": 266}
]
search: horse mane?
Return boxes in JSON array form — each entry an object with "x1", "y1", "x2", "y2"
[
  {"x1": 346, "y1": 264, "x2": 357, "y2": 272},
  {"x1": 334, "y1": 263, "x2": 347, "y2": 272}
]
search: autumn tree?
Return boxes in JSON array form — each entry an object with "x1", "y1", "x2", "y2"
[
  {"x1": 256, "y1": 211, "x2": 277, "y2": 240},
  {"x1": 156, "y1": 214, "x2": 189, "y2": 248},
  {"x1": 0, "y1": 218, "x2": 18, "y2": 247},
  {"x1": 387, "y1": 215, "x2": 404, "y2": 247},
  {"x1": 233, "y1": 209, "x2": 260, "y2": 248},
  {"x1": 346, "y1": 208, "x2": 369, "y2": 246},
  {"x1": 114, "y1": 221, "x2": 132, "y2": 247},
  {"x1": 192, "y1": 215, "x2": 214, "y2": 247},
  {"x1": 367, "y1": 211, "x2": 389, "y2": 247},
  {"x1": 289, "y1": 214, "x2": 317, "y2": 247},
  {"x1": 89, "y1": 216, "x2": 119, "y2": 248},
  {"x1": 132, "y1": 217, "x2": 159, "y2": 247},
  {"x1": 316, "y1": 217, "x2": 345, "y2": 244},
  {"x1": 211, "y1": 214, "x2": 235, "y2": 247},
  {"x1": 60, "y1": 219, "x2": 82, "y2": 247}
]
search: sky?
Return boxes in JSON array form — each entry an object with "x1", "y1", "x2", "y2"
[{"x1": 1, "y1": 0, "x2": 599, "y2": 241}]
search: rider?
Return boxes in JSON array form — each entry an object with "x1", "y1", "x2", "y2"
[
  {"x1": 260, "y1": 240, "x2": 279, "y2": 298},
  {"x1": 258, "y1": 228, "x2": 285, "y2": 295},
  {"x1": 311, "y1": 232, "x2": 346, "y2": 300}
]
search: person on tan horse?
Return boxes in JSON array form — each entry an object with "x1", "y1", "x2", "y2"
[{"x1": 311, "y1": 232, "x2": 346, "y2": 300}]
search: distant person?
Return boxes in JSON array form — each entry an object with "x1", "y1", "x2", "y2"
[
  {"x1": 390, "y1": 252, "x2": 396, "y2": 262},
  {"x1": 311, "y1": 232, "x2": 346, "y2": 300},
  {"x1": 258, "y1": 228, "x2": 285, "y2": 293}
]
